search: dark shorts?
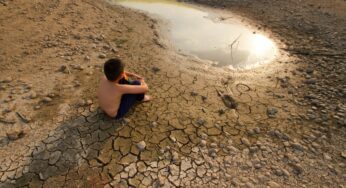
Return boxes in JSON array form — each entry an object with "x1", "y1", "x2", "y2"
[{"x1": 115, "y1": 78, "x2": 145, "y2": 119}]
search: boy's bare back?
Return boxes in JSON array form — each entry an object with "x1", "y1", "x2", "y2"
[{"x1": 97, "y1": 77, "x2": 122, "y2": 117}]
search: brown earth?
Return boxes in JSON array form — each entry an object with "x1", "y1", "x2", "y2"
[{"x1": 0, "y1": 0, "x2": 345, "y2": 187}]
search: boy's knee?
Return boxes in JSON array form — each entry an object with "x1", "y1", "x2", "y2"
[{"x1": 131, "y1": 80, "x2": 141, "y2": 85}]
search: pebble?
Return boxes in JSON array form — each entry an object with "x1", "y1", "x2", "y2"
[
  {"x1": 6, "y1": 130, "x2": 24, "y2": 141},
  {"x1": 210, "y1": 143, "x2": 217, "y2": 148},
  {"x1": 305, "y1": 79, "x2": 316, "y2": 84},
  {"x1": 291, "y1": 163, "x2": 303, "y2": 175},
  {"x1": 29, "y1": 92, "x2": 37, "y2": 99},
  {"x1": 152, "y1": 66, "x2": 160, "y2": 73},
  {"x1": 341, "y1": 151, "x2": 346, "y2": 158},
  {"x1": 282, "y1": 169, "x2": 290, "y2": 177},
  {"x1": 1, "y1": 77, "x2": 13, "y2": 83},
  {"x1": 77, "y1": 99, "x2": 86, "y2": 106},
  {"x1": 306, "y1": 67, "x2": 314, "y2": 74},
  {"x1": 41, "y1": 97, "x2": 53, "y2": 103},
  {"x1": 199, "y1": 140, "x2": 207, "y2": 147},
  {"x1": 268, "y1": 181, "x2": 280, "y2": 188},
  {"x1": 253, "y1": 127, "x2": 261, "y2": 134},
  {"x1": 59, "y1": 65, "x2": 67, "y2": 72},
  {"x1": 86, "y1": 99, "x2": 93, "y2": 105},
  {"x1": 171, "y1": 151, "x2": 179, "y2": 163},
  {"x1": 245, "y1": 182, "x2": 255, "y2": 188},
  {"x1": 208, "y1": 148, "x2": 218, "y2": 157},
  {"x1": 267, "y1": 107, "x2": 278, "y2": 118},
  {"x1": 200, "y1": 133, "x2": 208, "y2": 139},
  {"x1": 241, "y1": 137, "x2": 251, "y2": 147},
  {"x1": 136, "y1": 141, "x2": 146, "y2": 151},
  {"x1": 218, "y1": 108, "x2": 225, "y2": 115},
  {"x1": 196, "y1": 118, "x2": 206, "y2": 126},
  {"x1": 190, "y1": 91, "x2": 198, "y2": 96},
  {"x1": 98, "y1": 53, "x2": 106, "y2": 59},
  {"x1": 323, "y1": 153, "x2": 332, "y2": 160},
  {"x1": 291, "y1": 142, "x2": 305, "y2": 151},
  {"x1": 227, "y1": 145, "x2": 239, "y2": 153}
]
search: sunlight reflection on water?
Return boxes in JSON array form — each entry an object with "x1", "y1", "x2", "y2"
[{"x1": 115, "y1": 0, "x2": 278, "y2": 69}]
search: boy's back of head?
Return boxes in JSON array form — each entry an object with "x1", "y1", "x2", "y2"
[{"x1": 104, "y1": 58, "x2": 124, "y2": 81}]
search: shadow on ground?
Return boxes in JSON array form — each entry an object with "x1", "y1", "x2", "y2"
[{"x1": 1, "y1": 110, "x2": 125, "y2": 187}]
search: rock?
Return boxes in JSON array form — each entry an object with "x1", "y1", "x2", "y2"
[
  {"x1": 208, "y1": 148, "x2": 218, "y2": 157},
  {"x1": 291, "y1": 142, "x2": 305, "y2": 152},
  {"x1": 218, "y1": 108, "x2": 225, "y2": 115},
  {"x1": 241, "y1": 137, "x2": 251, "y2": 147},
  {"x1": 291, "y1": 163, "x2": 303, "y2": 175},
  {"x1": 210, "y1": 143, "x2": 217, "y2": 148},
  {"x1": 341, "y1": 151, "x2": 346, "y2": 158},
  {"x1": 98, "y1": 53, "x2": 106, "y2": 59},
  {"x1": 306, "y1": 68, "x2": 314, "y2": 74},
  {"x1": 1, "y1": 77, "x2": 12, "y2": 83},
  {"x1": 274, "y1": 169, "x2": 283, "y2": 176},
  {"x1": 305, "y1": 79, "x2": 316, "y2": 84},
  {"x1": 136, "y1": 141, "x2": 146, "y2": 151},
  {"x1": 195, "y1": 118, "x2": 206, "y2": 126},
  {"x1": 111, "y1": 48, "x2": 118, "y2": 53},
  {"x1": 0, "y1": 136, "x2": 9, "y2": 147},
  {"x1": 6, "y1": 130, "x2": 25, "y2": 141},
  {"x1": 150, "y1": 121, "x2": 158, "y2": 127},
  {"x1": 253, "y1": 127, "x2": 261, "y2": 134},
  {"x1": 245, "y1": 182, "x2": 255, "y2": 188},
  {"x1": 282, "y1": 169, "x2": 290, "y2": 177},
  {"x1": 227, "y1": 145, "x2": 239, "y2": 153},
  {"x1": 190, "y1": 91, "x2": 198, "y2": 96},
  {"x1": 267, "y1": 107, "x2": 278, "y2": 118},
  {"x1": 42, "y1": 97, "x2": 52, "y2": 103},
  {"x1": 169, "y1": 135, "x2": 177, "y2": 142},
  {"x1": 29, "y1": 92, "x2": 37, "y2": 99},
  {"x1": 200, "y1": 133, "x2": 208, "y2": 139},
  {"x1": 199, "y1": 140, "x2": 207, "y2": 147},
  {"x1": 86, "y1": 99, "x2": 93, "y2": 105},
  {"x1": 201, "y1": 96, "x2": 207, "y2": 101},
  {"x1": 171, "y1": 151, "x2": 179, "y2": 163},
  {"x1": 323, "y1": 153, "x2": 332, "y2": 160},
  {"x1": 77, "y1": 99, "x2": 86, "y2": 106},
  {"x1": 268, "y1": 181, "x2": 280, "y2": 188},
  {"x1": 59, "y1": 65, "x2": 67, "y2": 72},
  {"x1": 152, "y1": 66, "x2": 160, "y2": 73},
  {"x1": 84, "y1": 55, "x2": 90, "y2": 61}
]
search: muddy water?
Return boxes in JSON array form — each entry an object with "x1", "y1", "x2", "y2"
[{"x1": 115, "y1": 0, "x2": 278, "y2": 69}]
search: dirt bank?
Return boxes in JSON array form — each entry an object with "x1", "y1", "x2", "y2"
[{"x1": 0, "y1": 0, "x2": 345, "y2": 187}]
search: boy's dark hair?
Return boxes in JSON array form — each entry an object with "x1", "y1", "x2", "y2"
[{"x1": 104, "y1": 58, "x2": 124, "y2": 81}]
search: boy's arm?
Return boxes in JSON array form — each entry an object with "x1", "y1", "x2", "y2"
[
  {"x1": 125, "y1": 71, "x2": 142, "y2": 79},
  {"x1": 118, "y1": 83, "x2": 148, "y2": 94}
]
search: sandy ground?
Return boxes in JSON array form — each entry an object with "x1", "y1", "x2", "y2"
[{"x1": 0, "y1": 0, "x2": 345, "y2": 187}]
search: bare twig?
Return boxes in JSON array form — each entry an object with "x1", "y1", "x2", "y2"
[{"x1": 229, "y1": 35, "x2": 242, "y2": 63}]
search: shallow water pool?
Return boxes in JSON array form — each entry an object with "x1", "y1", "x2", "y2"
[{"x1": 115, "y1": 0, "x2": 278, "y2": 69}]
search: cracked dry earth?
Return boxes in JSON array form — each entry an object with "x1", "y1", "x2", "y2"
[{"x1": 0, "y1": 0, "x2": 346, "y2": 188}]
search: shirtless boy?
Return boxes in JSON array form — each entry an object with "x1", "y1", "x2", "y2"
[{"x1": 98, "y1": 58, "x2": 151, "y2": 119}]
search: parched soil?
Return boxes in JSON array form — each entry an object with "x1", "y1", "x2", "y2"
[{"x1": 0, "y1": 0, "x2": 345, "y2": 187}]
